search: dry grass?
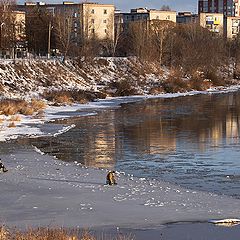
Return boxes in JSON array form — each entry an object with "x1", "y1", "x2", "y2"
[
  {"x1": 204, "y1": 69, "x2": 226, "y2": 86},
  {"x1": 13, "y1": 227, "x2": 79, "y2": 240},
  {"x1": 31, "y1": 99, "x2": 46, "y2": 111},
  {"x1": 55, "y1": 94, "x2": 74, "y2": 105},
  {"x1": 0, "y1": 99, "x2": 46, "y2": 116},
  {"x1": 0, "y1": 226, "x2": 10, "y2": 240},
  {"x1": 107, "y1": 80, "x2": 139, "y2": 97},
  {"x1": 8, "y1": 122, "x2": 16, "y2": 128},
  {"x1": 162, "y1": 69, "x2": 190, "y2": 93},
  {"x1": 9, "y1": 115, "x2": 21, "y2": 122},
  {"x1": 0, "y1": 227, "x2": 134, "y2": 240},
  {"x1": 20, "y1": 106, "x2": 35, "y2": 116},
  {"x1": 43, "y1": 90, "x2": 106, "y2": 105}
]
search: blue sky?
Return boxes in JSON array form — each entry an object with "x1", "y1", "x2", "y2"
[{"x1": 19, "y1": 0, "x2": 198, "y2": 13}]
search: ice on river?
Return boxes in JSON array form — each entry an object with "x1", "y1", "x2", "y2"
[{"x1": 0, "y1": 144, "x2": 240, "y2": 229}]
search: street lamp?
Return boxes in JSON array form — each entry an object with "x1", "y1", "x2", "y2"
[
  {"x1": 0, "y1": 23, "x2": 5, "y2": 58},
  {"x1": 47, "y1": 21, "x2": 53, "y2": 59},
  {"x1": 0, "y1": 22, "x2": 5, "y2": 49}
]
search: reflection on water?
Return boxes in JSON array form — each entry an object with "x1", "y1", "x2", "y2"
[{"x1": 28, "y1": 92, "x2": 240, "y2": 197}]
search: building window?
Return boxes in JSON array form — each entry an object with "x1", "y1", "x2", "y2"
[
  {"x1": 103, "y1": 19, "x2": 107, "y2": 23},
  {"x1": 91, "y1": 9, "x2": 95, "y2": 14},
  {"x1": 104, "y1": 29, "x2": 107, "y2": 33},
  {"x1": 91, "y1": 19, "x2": 95, "y2": 24},
  {"x1": 92, "y1": 29, "x2": 95, "y2": 33},
  {"x1": 104, "y1": 9, "x2": 107, "y2": 14}
]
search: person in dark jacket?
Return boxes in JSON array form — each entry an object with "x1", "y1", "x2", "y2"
[
  {"x1": 0, "y1": 159, "x2": 8, "y2": 172},
  {"x1": 106, "y1": 171, "x2": 117, "y2": 185}
]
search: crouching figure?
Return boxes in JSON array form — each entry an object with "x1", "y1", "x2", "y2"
[
  {"x1": 106, "y1": 171, "x2": 117, "y2": 185},
  {"x1": 0, "y1": 159, "x2": 8, "y2": 173}
]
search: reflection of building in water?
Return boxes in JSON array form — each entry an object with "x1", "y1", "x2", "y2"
[
  {"x1": 124, "y1": 117, "x2": 176, "y2": 155},
  {"x1": 198, "y1": 131, "x2": 207, "y2": 152},
  {"x1": 197, "y1": 112, "x2": 240, "y2": 150},
  {"x1": 149, "y1": 136, "x2": 176, "y2": 154},
  {"x1": 82, "y1": 112, "x2": 121, "y2": 169},
  {"x1": 226, "y1": 113, "x2": 239, "y2": 143},
  {"x1": 211, "y1": 121, "x2": 223, "y2": 147},
  {"x1": 148, "y1": 119, "x2": 176, "y2": 154},
  {"x1": 85, "y1": 132, "x2": 116, "y2": 169}
]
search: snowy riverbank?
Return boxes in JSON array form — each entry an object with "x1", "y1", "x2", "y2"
[{"x1": 1, "y1": 86, "x2": 240, "y2": 142}]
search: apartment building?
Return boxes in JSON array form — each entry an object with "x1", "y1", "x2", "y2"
[
  {"x1": 177, "y1": 12, "x2": 198, "y2": 24},
  {"x1": 225, "y1": 16, "x2": 240, "y2": 38},
  {"x1": 198, "y1": 0, "x2": 240, "y2": 38},
  {"x1": 0, "y1": 10, "x2": 26, "y2": 58},
  {"x1": 13, "y1": 11, "x2": 26, "y2": 57},
  {"x1": 199, "y1": 12, "x2": 224, "y2": 33},
  {"x1": 198, "y1": 0, "x2": 240, "y2": 17},
  {"x1": 81, "y1": 3, "x2": 114, "y2": 40},
  {"x1": 120, "y1": 8, "x2": 176, "y2": 29},
  {"x1": 18, "y1": 2, "x2": 115, "y2": 45}
]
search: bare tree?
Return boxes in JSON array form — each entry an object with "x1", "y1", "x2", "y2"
[
  {"x1": 0, "y1": 0, "x2": 16, "y2": 57},
  {"x1": 128, "y1": 20, "x2": 149, "y2": 60},
  {"x1": 80, "y1": 4, "x2": 98, "y2": 57},
  {"x1": 100, "y1": 12, "x2": 120, "y2": 57},
  {"x1": 172, "y1": 23, "x2": 226, "y2": 73},
  {"x1": 25, "y1": 5, "x2": 52, "y2": 56},
  {"x1": 150, "y1": 20, "x2": 175, "y2": 65},
  {"x1": 104, "y1": 12, "x2": 122, "y2": 57},
  {"x1": 231, "y1": 33, "x2": 240, "y2": 78},
  {"x1": 160, "y1": 5, "x2": 171, "y2": 11},
  {"x1": 53, "y1": 9, "x2": 74, "y2": 61}
]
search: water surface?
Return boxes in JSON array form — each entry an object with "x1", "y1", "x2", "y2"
[{"x1": 29, "y1": 92, "x2": 240, "y2": 197}]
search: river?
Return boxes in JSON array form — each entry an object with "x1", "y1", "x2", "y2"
[{"x1": 29, "y1": 91, "x2": 240, "y2": 198}]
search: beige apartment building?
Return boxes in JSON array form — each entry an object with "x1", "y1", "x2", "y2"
[
  {"x1": 199, "y1": 12, "x2": 224, "y2": 34},
  {"x1": 14, "y1": 11, "x2": 26, "y2": 42},
  {"x1": 224, "y1": 16, "x2": 240, "y2": 39},
  {"x1": 20, "y1": 2, "x2": 115, "y2": 41},
  {"x1": 121, "y1": 8, "x2": 176, "y2": 30},
  {"x1": 0, "y1": 10, "x2": 26, "y2": 58},
  {"x1": 81, "y1": 3, "x2": 114, "y2": 40},
  {"x1": 148, "y1": 9, "x2": 176, "y2": 22}
]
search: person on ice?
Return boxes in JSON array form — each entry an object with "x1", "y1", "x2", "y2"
[
  {"x1": 0, "y1": 159, "x2": 8, "y2": 173},
  {"x1": 106, "y1": 171, "x2": 117, "y2": 185}
]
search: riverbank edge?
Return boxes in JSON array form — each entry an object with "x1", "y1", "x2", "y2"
[{"x1": 1, "y1": 84, "x2": 240, "y2": 142}]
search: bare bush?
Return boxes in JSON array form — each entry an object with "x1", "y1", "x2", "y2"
[
  {"x1": 0, "y1": 99, "x2": 46, "y2": 116},
  {"x1": 108, "y1": 80, "x2": 139, "y2": 96},
  {"x1": 43, "y1": 90, "x2": 106, "y2": 105},
  {"x1": 162, "y1": 69, "x2": 190, "y2": 93},
  {"x1": 204, "y1": 69, "x2": 225, "y2": 86}
]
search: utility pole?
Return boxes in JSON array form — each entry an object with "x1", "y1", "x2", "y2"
[
  {"x1": 47, "y1": 21, "x2": 51, "y2": 59},
  {"x1": 0, "y1": 23, "x2": 4, "y2": 49},
  {"x1": 0, "y1": 23, "x2": 5, "y2": 58}
]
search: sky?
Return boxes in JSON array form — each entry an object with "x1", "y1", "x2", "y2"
[{"x1": 18, "y1": 0, "x2": 198, "y2": 13}]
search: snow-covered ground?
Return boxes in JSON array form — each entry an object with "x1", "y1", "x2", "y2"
[
  {"x1": 1, "y1": 87, "x2": 240, "y2": 230},
  {"x1": 1, "y1": 143, "x2": 240, "y2": 229}
]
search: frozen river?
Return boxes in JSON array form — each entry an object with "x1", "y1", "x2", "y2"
[{"x1": 30, "y1": 91, "x2": 240, "y2": 198}]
